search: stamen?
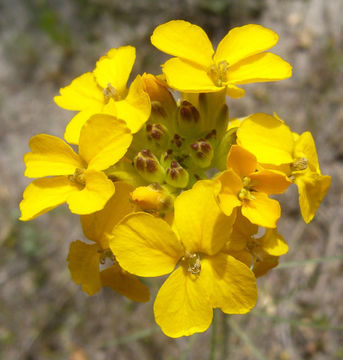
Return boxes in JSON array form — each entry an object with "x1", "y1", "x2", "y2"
[
  {"x1": 291, "y1": 157, "x2": 308, "y2": 172},
  {"x1": 238, "y1": 188, "x2": 256, "y2": 201},
  {"x1": 182, "y1": 252, "x2": 201, "y2": 275},
  {"x1": 103, "y1": 83, "x2": 121, "y2": 103},
  {"x1": 98, "y1": 248, "x2": 116, "y2": 265},
  {"x1": 207, "y1": 60, "x2": 229, "y2": 87},
  {"x1": 68, "y1": 168, "x2": 86, "y2": 187}
]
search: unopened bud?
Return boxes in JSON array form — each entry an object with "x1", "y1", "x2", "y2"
[
  {"x1": 189, "y1": 139, "x2": 214, "y2": 168},
  {"x1": 134, "y1": 149, "x2": 165, "y2": 183},
  {"x1": 165, "y1": 160, "x2": 189, "y2": 188},
  {"x1": 142, "y1": 73, "x2": 176, "y2": 110},
  {"x1": 145, "y1": 123, "x2": 169, "y2": 151},
  {"x1": 177, "y1": 100, "x2": 202, "y2": 137},
  {"x1": 131, "y1": 184, "x2": 174, "y2": 213}
]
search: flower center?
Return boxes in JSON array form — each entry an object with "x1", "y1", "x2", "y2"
[
  {"x1": 98, "y1": 248, "x2": 116, "y2": 265},
  {"x1": 291, "y1": 157, "x2": 308, "y2": 172},
  {"x1": 68, "y1": 168, "x2": 86, "y2": 188},
  {"x1": 103, "y1": 83, "x2": 121, "y2": 103},
  {"x1": 208, "y1": 60, "x2": 229, "y2": 87},
  {"x1": 182, "y1": 252, "x2": 201, "y2": 275},
  {"x1": 238, "y1": 176, "x2": 256, "y2": 201}
]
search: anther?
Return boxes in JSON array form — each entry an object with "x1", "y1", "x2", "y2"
[
  {"x1": 68, "y1": 168, "x2": 86, "y2": 187},
  {"x1": 291, "y1": 158, "x2": 308, "y2": 172}
]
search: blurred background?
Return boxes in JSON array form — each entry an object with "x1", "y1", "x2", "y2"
[{"x1": 0, "y1": 0, "x2": 342, "y2": 359}]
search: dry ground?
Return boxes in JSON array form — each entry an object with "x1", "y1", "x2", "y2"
[{"x1": 0, "y1": 0, "x2": 342, "y2": 359}]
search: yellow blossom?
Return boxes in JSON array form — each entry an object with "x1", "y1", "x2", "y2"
[
  {"x1": 20, "y1": 114, "x2": 132, "y2": 220},
  {"x1": 236, "y1": 113, "x2": 331, "y2": 223},
  {"x1": 54, "y1": 46, "x2": 151, "y2": 144},
  {"x1": 67, "y1": 182, "x2": 150, "y2": 301},
  {"x1": 110, "y1": 181, "x2": 257, "y2": 337},
  {"x1": 151, "y1": 21, "x2": 292, "y2": 98},
  {"x1": 216, "y1": 145, "x2": 291, "y2": 228},
  {"x1": 227, "y1": 211, "x2": 287, "y2": 277}
]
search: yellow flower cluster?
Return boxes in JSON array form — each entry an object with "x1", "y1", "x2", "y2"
[{"x1": 19, "y1": 20, "x2": 331, "y2": 338}]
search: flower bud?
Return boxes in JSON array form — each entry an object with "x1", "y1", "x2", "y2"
[
  {"x1": 134, "y1": 149, "x2": 165, "y2": 183},
  {"x1": 145, "y1": 123, "x2": 169, "y2": 153},
  {"x1": 131, "y1": 184, "x2": 174, "y2": 213},
  {"x1": 142, "y1": 73, "x2": 176, "y2": 128},
  {"x1": 176, "y1": 100, "x2": 202, "y2": 137},
  {"x1": 142, "y1": 73, "x2": 176, "y2": 110},
  {"x1": 165, "y1": 160, "x2": 189, "y2": 188},
  {"x1": 189, "y1": 139, "x2": 214, "y2": 168}
]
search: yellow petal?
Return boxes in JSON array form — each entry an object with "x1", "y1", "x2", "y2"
[
  {"x1": 54, "y1": 72, "x2": 103, "y2": 111},
  {"x1": 81, "y1": 182, "x2": 134, "y2": 248},
  {"x1": 253, "y1": 251, "x2": 279, "y2": 278},
  {"x1": 154, "y1": 266, "x2": 213, "y2": 338},
  {"x1": 110, "y1": 212, "x2": 183, "y2": 277},
  {"x1": 295, "y1": 173, "x2": 331, "y2": 223},
  {"x1": 78, "y1": 114, "x2": 132, "y2": 171},
  {"x1": 227, "y1": 85, "x2": 245, "y2": 98},
  {"x1": 141, "y1": 73, "x2": 176, "y2": 109},
  {"x1": 151, "y1": 20, "x2": 214, "y2": 68},
  {"x1": 202, "y1": 254, "x2": 257, "y2": 313},
  {"x1": 93, "y1": 46, "x2": 135, "y2": 94},
  {"x1": 237, "y1": 113, "x2": 294, "y2": 165},
  {"x1": 64, "y1": 108, "x2": 102, "y2": 145},
  {"x1": 162, "y1": 58, "x2": 220, "y2": 93},
  {"x1": 66, "y1": 169, "x2": 115, "y2": 215},
  {"x1": 229, "y1": 210, "x2": 258, "y2": 251},
  {"x1": 100, "y1": 263, "x2": 150, "y2": 302},
  {"x1": 214, "y1": 24, "x2": 279, "y2": 66},
  {"x1": 242, "y1": 192, "x2": 280, "y2": 228},
  {"x1": 250, "y1": 169, "x2": 291, "y2": 194},
  {"x1": 229, "y1": 249, "x2": 253, "y2": 268},
  {"x1": 217, "y1": 171, "x2": 242, "y2": 216},
  {"x1": 260, "y1": 228, "x2": 288, "y2": 256},
  {"x1": 19, "y1": 177, "x2": 78, "y2": 221},
  {"x1": 114, "y1": 75, "x2": 151, "y2": 133},
  {"x1": 67, "y1": 240, "x2": 101, "y2": 295},
  {"x1": 228, "y1": 52, "x2": 292, "y2": 85},
  {"x1": 174, "y1": 180, "x2": 235, "y2": 255},
  {"x1": 227, "y1": 145, "x2": 257, "y2": 177},
  {"x1": 24, "y1": 134, "x2": 84, "y2": 178},
  {"x1": 293, "y1": 131, "x2": 320, "y2": 173}
]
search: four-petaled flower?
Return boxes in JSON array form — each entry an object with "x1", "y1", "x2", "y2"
[
  {"x1": 54, "y1": 46, "x2": 151, "y2": 144},
  {"x1": 151, "y1": 20, "x2": 292, "y2": 98},
  {"x1": 110, "y1": 181, "x2": 257, "y2": 337},
  {"x1": 20, "y1": 114, "x2": 132, "y2": 220}
]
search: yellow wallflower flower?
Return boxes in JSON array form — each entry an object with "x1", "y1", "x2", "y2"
[
  {"x1": 54, "y1": 46, "x2": 151, "y2": 144},
  {"x1": 216, "y1": 145, "x2": 291, "y2": 228},
  {"x1": 236, "y1": 113, "x2": 331, "y2": 223},
  {"x1": 151, "y1": 20, "x2": 292, "y2": 97},
  {"x1": 110, "y1": 181, "x2": 257, "y2": 337},
  {"x1": 20, "y1": 114, "x2": 132, "y2": 220},
  {"x1": 67, "y1": 182, "x2": 150, "y2": 301},
  {"x1": 227, "y1": 211, "x2": 288, "y2": 277}
]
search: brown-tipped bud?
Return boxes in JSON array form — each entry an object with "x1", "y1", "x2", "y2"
[
  {"x1": 145, "y1": 123, "x2": 169, "y2": 150},
  {"x1": 134, "y1": 149, "x2": 165, "y2": 183},
  {"x1": 189, "y1": 139, "x2": 214, "y2": 168},
  {"x1": 179, "y1": 101, "x2": 200, "y2": 123},
  {"x1": 176, "y1": 100, "x2": 203, "y2": 137},
  {"x1": 165, "y1": 160, "x2": 189, "y2": 188},
  {"x1": 131, "y1": 184, "x2": 174, "y2": 213}
]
